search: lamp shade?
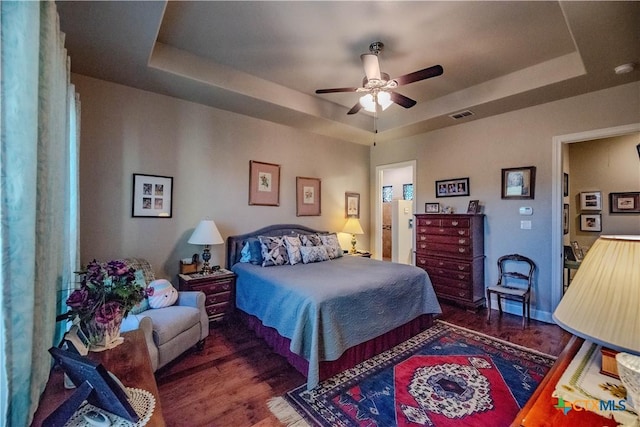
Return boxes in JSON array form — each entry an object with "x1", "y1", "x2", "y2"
[
  {"x1": 187, "y1": 220, "x2": 224, "y2": 245},
  {"x1": 342, "y1": 218, "x2": 364, "y2": 235},
  {"x1": 553, "y1": 235, "x2": 640, "y2": 354}
]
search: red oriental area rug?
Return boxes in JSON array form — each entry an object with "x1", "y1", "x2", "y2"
[{"x1": 269, "y1": 320, "x2": 555, "y2": 427}]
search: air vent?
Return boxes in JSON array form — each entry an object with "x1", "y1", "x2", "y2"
[{"x1": 449, "y1": 110, "x2": 474, "y2": 120}]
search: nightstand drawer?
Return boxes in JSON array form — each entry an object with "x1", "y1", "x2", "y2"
[
  {"x1": 205, "y1": 291, "x2": 231, "y2": 306},
  {"x1": 206, "y1": 302, "x2": 231, "y2": 318},
  {"x1": 190, "y1": 279, "x2": 233, "y2": 295}
]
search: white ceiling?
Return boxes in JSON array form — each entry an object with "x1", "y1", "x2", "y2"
[{"x1": 56, "y1": 1, "x2": 640, "y2": 145}]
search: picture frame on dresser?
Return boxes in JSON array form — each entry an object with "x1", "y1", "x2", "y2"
[
  {"x1": 425, "y1": 202, "x2": 440, "y2": 213},
  {"x1": 249, "y1": 160, "x2": 280, "y2": 206},
  {"x1": 467, "y1": 200, "x2": 480, "y2": 214},
  {"x1": 501, "y1": 166, "x2": 535, "y2": 199},
  {"x1": 435, "y1": 177, "x2": 470, "y2": 197},
  {"x1": 132, "y1": 173, "x2": 173, "y2": 218}
]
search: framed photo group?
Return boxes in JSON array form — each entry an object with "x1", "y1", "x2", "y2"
[
  {"x1": 435, "y1": 177, "x2": 469, "y2": 198},
  {"x1": 132, "y1": 173, "x2": 173, "y2": 218}
]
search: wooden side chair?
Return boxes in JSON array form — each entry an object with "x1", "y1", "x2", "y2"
[{"x1": 486, "y1": 254, "x2": 536, "y2": 329}]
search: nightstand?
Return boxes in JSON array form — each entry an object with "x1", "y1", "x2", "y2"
[{"x1": 178, "y1": 269, "x2": 236, "y2": 323}]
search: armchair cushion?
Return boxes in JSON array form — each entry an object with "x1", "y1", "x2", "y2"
[{"x1": 142, "y1": 305, "x2": 201, "y2": 346}]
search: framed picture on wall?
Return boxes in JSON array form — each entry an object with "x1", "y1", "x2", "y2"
[
  {"x1": 609, "y1": 192, "x2": 640, "y2": 213},
  {"x1": 501, "y1": 166, "x2": 536, "y2": 199},
  {"x1": 563, "y1": 203, "x2": 569, "y2": 235},
  {"x1": 580, "y1": 214, "x2": 602, "y2": 232},
  {"x1": 580, "y1": 191, "x2": 602, "y2": 211},
  {"x1": 435, "y1": 177, "x2": 469, "y2": 197},
  {"x1": 132, "y1": 173, "x2": 173, "y2": 218},
  {"x1": 345, "y1": 192, "x2": 360, "y2": 218},
  {"x1": 563, "y1": 173, "x2": 569, "y2": 197},
  {"x1": 249, "y1": 160, "x2": 280, "y2": 206},
  {"x1": 296, "y1": 176, "x2": 321, "y2": 216}
]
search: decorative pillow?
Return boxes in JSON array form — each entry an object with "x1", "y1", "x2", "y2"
[
  {"x1": 320, "y1": 233, "x2": 343, "y2": 259},
  {"x1": 300, "y1": 245, "x2": 330, "y2": 264},
  {"x1": 148, "y1": 279, "x2": 178, "y2": 309},
  {"x1": 240, "y1": 237, "x2": 263, "y2": 265},
  {"x1": 283, "y1": 235, "x2": 302, "y2": 265},
  {"x1": 259, "y1": 235, "x2": 289, "y2": 267},
  {"x1": 129, "y1": 270, "x2": 150, "y2": 314},
  {"x1": 300, "y1": 233, "x2": 322, "y2": 247}
]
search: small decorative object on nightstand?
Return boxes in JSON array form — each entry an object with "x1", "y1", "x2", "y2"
[
  {"x1": 347, "y1": 251, "x2": 371, "y2": 258},
  {"x1": 178, "y1": 269, "x2": 236, "y2": 323}
]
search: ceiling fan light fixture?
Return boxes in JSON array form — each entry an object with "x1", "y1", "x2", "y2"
[
  {"x1": 377, "y1": 91, "x2": 392, "y2": 110},
  {"x1": 359, "y1": 94, "x2": 377, "y2": 113}
]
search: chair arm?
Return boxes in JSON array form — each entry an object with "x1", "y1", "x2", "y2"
[
  {"x1": 176, "y1": 291, "x2": 209, "y2": 341},
  {"x1": 176, "y1": 291, "x2": 206, "y2": 309},
  {"x1": 121, "y1": 314, "x2": 159, "y2": 372}
]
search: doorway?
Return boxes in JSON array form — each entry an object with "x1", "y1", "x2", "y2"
[
  {"x1": 374, "y1": 161, "x2": 416, "y2": 262},
  {"x1": 551, "y1": 123, "x2": 640, "y2": 312}
]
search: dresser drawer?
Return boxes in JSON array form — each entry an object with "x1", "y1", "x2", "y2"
[
  {"x1": 416, "y1": 227, "x2": 470, "y2": 238},
  {"x1": 433, "y1": 283, "x2": 472, "y2": 300},
  {"x1": 426, "y1": 267, "x2": 471, "y2": 283},
  {"x1": 424, "y1": 243, "x2": 473, "y2": 257},
  {"x1": 416, "y1": 217, "x2": 442, "y2": 227},
  {"x1": 423, "y1": 257, "x2": 472, "y2": 272},
  {"x1": 440, "y1": 218, "x2": 470, "y2": 228},
  {"x1": 418, "y1": 234, "x2": 471, "y2": 245}
]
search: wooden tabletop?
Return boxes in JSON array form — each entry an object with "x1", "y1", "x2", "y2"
[
  {"x1": 511, "y1": 335, "x2": 619, "y2": 427},
  {"x1": 31, "y1": 328, "x2": 165, "y2": 426}
]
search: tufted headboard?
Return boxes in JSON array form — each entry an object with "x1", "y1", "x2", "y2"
[{"x1": 225, "y1": 224, "x2": 328, "y2": 268}]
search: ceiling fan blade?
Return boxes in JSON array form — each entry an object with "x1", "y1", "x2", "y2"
[
  {"x1": 315, "y1": 87, "x2": 359, "y2": 94},
  {"x1": 390, "y1": 91, "x2": 417, "y2": 109},
  {"x1": 347, "y1": 102, "x2": 363, "y2": 115},
  {"x1": 393, "y1": 65, "x2": 443, "y2": 86},
  {"x1": 361, "y1": 53, "x2": 381, "y2": 81}
]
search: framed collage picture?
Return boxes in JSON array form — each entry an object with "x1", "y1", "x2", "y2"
[
  {"x1": 132, "y1": 174, "x2": 173, "y2": 218},
  {"x1": 435, "y1": 177, "x2": 469, "y2": 198}
]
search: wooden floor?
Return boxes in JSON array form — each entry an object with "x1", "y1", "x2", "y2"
[{"x1": 155, "y1": 303, "x2": 572, "y2": 427}]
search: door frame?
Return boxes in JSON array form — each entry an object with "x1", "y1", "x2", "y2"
[
  {"x1": 551, "y1": 123, "x2": 640, "y2": 313},
  {"x1": 374, "y1": 160, "x2": 417, "y2": 260}
]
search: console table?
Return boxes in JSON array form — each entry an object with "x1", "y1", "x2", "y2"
[
  {"x1": 31, "y1": 328, "x2": 165, "y2": 427},
  {"x1": 511, "y1": 335, "x2": 619, "y2": 427}
]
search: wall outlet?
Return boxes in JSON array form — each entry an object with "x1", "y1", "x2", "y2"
[{"x1": 520, "y1": 220, "x2": 532, "y2": 230}]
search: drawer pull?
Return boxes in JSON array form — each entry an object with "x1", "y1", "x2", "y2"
[
  {"x1": 459, "y1": 291, "x2": 465, "y2": 297},
  {"x1": 458, "y1": 239, "x2": 467, "y2": 244},
  {"x1": 438, "y1": 261, "x2": 444, "y2": 266},
  {"x1": 458, "y1": 274, "x2": 466, "y2": 279},
  {"x1": 425, "y1": 220, "x2": 433, "y2": 225},
  {"x1": 452, "y1": 221, "x2": 459, "y2": 226},
  {"x1": 439, "y1": 228, "x2": 445, "y2": 233},
  {"x1": 458, "y1": 248, "x2": 466, "y2": 253},
  {"x1": 458, "y1": 265, "x2": 465, "y2": 270},
  {"x1": 458, "y1": 230, "x2": 465, "y2": 235}
]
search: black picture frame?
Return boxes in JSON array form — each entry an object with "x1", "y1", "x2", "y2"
[
  {"x1": 45, "y1": 347, "x2": 139, "y2": 425},
  {"x1": 563, "y1": 173, "x2": 569, "y2": 197},
  {"x1": 501, "y1": 166, "x2": 536, "y2": 199},
  {"x1": 467, "y1": 200, "x2": 480, "y2": 214},
  {"x1": 609, "y1": 192, "x2": 640, "y2": 214},
  {"x1": 563, "y1": 203, "x2": 569, "y2": 235},
  {"x1": 425, "y1": 202, "x2": 440, "y2": 213},
  {"x1": 132, "y1": 173, "x2": 173, "y2": 218},
  {"x1": 435, "y1": 177, "x2": 470, "y2": 198}
]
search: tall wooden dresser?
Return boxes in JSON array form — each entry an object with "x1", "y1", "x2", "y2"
[{"x1": 414, "y1": 213, "x2": 485, "y2": 309}]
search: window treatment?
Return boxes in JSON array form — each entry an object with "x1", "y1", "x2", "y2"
[{"x1": 0, "y1": 1, "x2": 80, "y2": 426}]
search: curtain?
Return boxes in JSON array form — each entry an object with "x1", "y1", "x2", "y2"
[{"x1": 0, "y1": 2, "x2": 80, "y2": 426}]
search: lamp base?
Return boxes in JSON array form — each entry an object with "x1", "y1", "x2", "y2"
[
  {"x1": 201, "y1": 246, "x2": 212, "y2": 275},
  {"x1": 350, "y1": 234, "x2": 357, "y2": 254}
]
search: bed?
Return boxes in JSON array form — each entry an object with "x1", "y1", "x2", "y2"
[{"x1": 226, "y1": 224, "x2": 442, "y2": 389}]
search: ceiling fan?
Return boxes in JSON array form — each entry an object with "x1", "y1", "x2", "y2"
[{"x1": 315, "y1": 42, "x2": 444, "y2": 115}]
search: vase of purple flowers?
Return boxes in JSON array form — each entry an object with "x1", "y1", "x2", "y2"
[{"x1": 66, "y1": 259, "x2": 148, "y2": 351}]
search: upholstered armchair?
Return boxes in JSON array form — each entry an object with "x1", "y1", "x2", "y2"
[{"x1": 119, "y1": 258, "x2": 209, "y2": 371}]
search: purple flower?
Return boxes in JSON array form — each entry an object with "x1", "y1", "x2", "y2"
[
  {"x1": 94, "y1": 301, "x2": 122, "y2": 324},
  {"x1": 67, "y1": 289, "x2": 89, "y2": 309}
]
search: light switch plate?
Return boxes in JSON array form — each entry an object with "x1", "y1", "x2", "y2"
[{"x1": 519, "y1": 207, "x2": 533, "y2": 215}]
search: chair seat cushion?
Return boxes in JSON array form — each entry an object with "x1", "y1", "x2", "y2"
[
  {"x1": 142, "y1": 306, "x2": 201, "y2": 346},
  {"x1": 487, "y1": 286, "x2": 528, "y2": 297}
]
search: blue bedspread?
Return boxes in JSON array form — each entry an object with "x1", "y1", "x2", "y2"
[{"x1": 232, "y1": 256, "x2": 441, "y2": 388}]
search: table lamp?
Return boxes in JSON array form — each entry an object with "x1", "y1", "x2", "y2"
[
  {"x1": 342, "y1": 218, "x2": 364, "y2": 254},
  {"x1": 553, "y1": 235, "x2": 640, "y2": 419},
  {"x1": 188, "y1": 219, "x2": 224, "y2": 274}
]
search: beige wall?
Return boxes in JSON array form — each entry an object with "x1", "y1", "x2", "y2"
[
  {"x1": 370, "y1": 81, "x2": 640, "y2": 321},
  {"x1": 568, "y1": 133, "x2": 640, "y2": 250},
  {"x1": 73, "y1": 74, "x2": 370, "y2": 281}
]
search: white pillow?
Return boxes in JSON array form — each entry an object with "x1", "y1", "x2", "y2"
[
  {"x1": 148, "y1": 279, "x2": 178, "y2": 308},
  {"x1": 300, "y1": 245, "x2": 330, "y2": 264},
  {"x1": 284, "y1": 235, "x2": 302, "y2": 265},
  {"x1": 320, "y1": 233, "x2": 343, "y2": 259}
]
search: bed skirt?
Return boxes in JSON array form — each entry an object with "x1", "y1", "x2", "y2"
[{"x1": 239, "y1": 310, "x2": 434, "y2": 381}]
